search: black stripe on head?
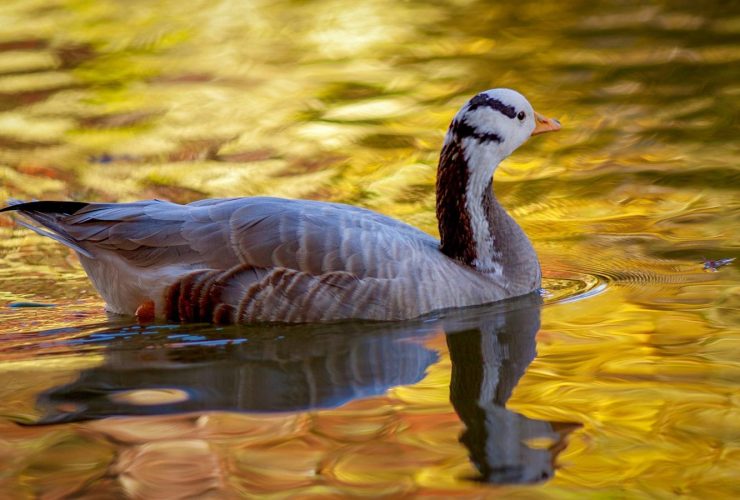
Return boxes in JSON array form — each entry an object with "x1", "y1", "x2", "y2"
[
  {"x1": 450, "y1": 119, "x2": 502, "y2": 144},
  {"x1": 467, "y1": 93, "x2": 517, "y2": 119}
]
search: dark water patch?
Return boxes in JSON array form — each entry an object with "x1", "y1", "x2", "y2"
[
  {"x1": 8, "y1": 302, "x2": 56, "y2": 308},
  {"x1": 359, "y1": 133, "x2": 416, "y2": 149},
  {"x1": 635, "y1": 168, "x2": 740, "y2": 191},
  {"x1": 318, "y1": 81, "x2": 389, "y2": 102}
]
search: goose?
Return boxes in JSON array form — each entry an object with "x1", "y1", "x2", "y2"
[{"x1": 1, "y1": 89, "x2": 560, "y2": 323}]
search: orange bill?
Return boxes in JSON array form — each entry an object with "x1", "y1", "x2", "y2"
[{"x1": 531, "y1": 111, "x2": 561, "y2": 136}]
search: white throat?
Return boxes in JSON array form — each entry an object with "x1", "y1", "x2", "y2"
[{"x1": 462, "y1": 137, "x2": 505, "y2": 275}]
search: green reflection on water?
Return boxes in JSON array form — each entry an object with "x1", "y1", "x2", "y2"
[{"x1": 0, "y1": 0, "x2": 738, "y2": 497}]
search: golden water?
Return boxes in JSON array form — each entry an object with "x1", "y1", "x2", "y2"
[{"x1": 0, "y1": 0, "x2": 738, "y2": 497}]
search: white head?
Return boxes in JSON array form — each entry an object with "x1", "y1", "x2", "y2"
[{"x1": 444, "y1": 88, "x2": 561, "y2": 166}]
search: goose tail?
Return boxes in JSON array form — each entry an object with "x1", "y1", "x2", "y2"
[{"x1": 1, "y1": 200, "x2": 94, "y2": 258}]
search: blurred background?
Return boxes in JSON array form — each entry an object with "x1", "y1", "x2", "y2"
[{"x1": 0, "y1": 0, "x2": 738, "y2": 497}]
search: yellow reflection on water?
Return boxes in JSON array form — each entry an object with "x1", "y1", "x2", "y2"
[{"x1": 0, "y1": 0, "x2": 738, "y2": 497}]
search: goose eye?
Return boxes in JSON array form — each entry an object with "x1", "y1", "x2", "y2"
[{"x1": 517, "y1": 111, "x2": 526, "y2": 120}]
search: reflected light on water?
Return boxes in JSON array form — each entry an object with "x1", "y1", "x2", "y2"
[{"x1": 0, "y1": 0, "x2": 738, "y2": 497}]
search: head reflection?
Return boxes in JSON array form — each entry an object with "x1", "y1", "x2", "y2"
[
  {"x1": 35, "y1": 294, "x2": 576, "y2": 485},
  {"x1": 445, "y1": 297, "x2": 578, "y2": 484}
]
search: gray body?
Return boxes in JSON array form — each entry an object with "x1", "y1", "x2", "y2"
[{"x1": 34, "y1": 196, "x2": 538, "y2": 322}]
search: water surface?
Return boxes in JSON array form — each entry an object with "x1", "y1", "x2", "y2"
[{"x1": 0, "y1": 0, "x2": 738, "y2": 497}]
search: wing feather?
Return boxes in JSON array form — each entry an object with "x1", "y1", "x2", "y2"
[{"x1": 8, "y1": 196, "x2": 441, "y2": 280}]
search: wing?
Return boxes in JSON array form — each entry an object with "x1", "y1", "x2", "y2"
[
  {"x1": 9, "y1": 197, "x2": 440, "y2": 279},
  {"x1": 210, "y1": 197, "x2": 438, "y2": 278}
]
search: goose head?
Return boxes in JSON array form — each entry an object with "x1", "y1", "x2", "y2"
[{"x1": 444, "y1": 88, "x2": 561, "y2": 166}]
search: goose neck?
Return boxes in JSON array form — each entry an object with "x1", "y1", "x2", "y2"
[{"x1": 436, "y1": 139, "x2": 506, "y2": 274}]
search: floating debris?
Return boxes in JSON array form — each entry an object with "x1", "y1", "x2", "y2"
[
  {"x1": 702, "y1": 257, "x2": 735, "y2": 272},
  {"x1": 8, "y1": 302, "x2": 56, "y2": 308},
  {"x1": 88, "y1": 153, "x2": 137, "y2": 164}
]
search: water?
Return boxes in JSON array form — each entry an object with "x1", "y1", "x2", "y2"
[{"x1": 0, "y1": 0, "x2": 738, "y2": 497}]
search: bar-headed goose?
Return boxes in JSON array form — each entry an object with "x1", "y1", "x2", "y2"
[{"x1": 2, "y1": 89, "x2": 560, "y2": 323}]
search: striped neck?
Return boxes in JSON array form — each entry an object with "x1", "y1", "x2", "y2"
[{"x1": 436, "y1": 133, "x2": 505, "y2": 274}]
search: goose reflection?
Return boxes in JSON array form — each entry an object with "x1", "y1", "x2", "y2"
[
  {"x1": 35, "y1": 294, "x2": 577, "y2": 485},
  {"x1": 36, "y1": 321, "x2": 439, "y2": 419},
  {"x1": 446, "y1": 297, "x2": 578, "y2": 484}
]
